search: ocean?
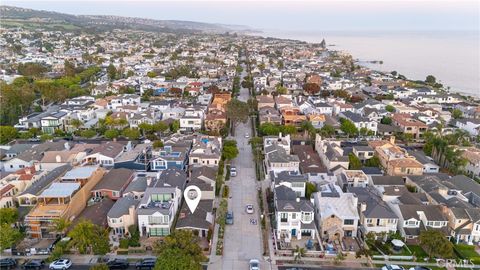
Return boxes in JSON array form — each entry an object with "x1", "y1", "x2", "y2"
[{"x1": 260, "y1": 30, "x2": 480, "y2": 97}]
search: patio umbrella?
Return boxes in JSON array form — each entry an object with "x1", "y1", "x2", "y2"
[{"x1": 391, "y1": 239, "x2": 405, "y2": 248}]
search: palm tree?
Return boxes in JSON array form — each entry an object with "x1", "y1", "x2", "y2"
[
  {"x1": 52, "y1": 218, "x2": 72, "y2": 237},
  {"x1": 294, "y1": 245, "x2": 306, "y2": 262}
]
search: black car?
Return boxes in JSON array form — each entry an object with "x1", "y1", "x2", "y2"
[
  {"x1": 0, "y1": 258, "x2": 17, "y2": 270},
  {"x1": 106, "y1": 259, "x2": 129, "y2": 270},
  {"x1": 135, "y1": 259, "x2": 156, "y2": 270},
  {"x1": 22, "y1": 260, "x2": 45, "y2": 270}
]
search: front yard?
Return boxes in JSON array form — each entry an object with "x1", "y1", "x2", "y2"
[{"x1": 454, "y1": 244, "x2": 480, "y2": 264}]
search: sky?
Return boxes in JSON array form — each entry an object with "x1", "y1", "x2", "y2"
[{"x1": 2, "y1": 0, "x2": 479, "y2": 32}]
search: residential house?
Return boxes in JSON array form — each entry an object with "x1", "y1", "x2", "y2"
[
  {"x1": 25, "y1": 166, "x2": 104, "y2": 238},
  {"x1": 274, "y1": 185, "x2": 316, "y2": 242},
  {"x1": 338, "y1": 170, "x2": 369, "y2": 189},
  {"x1": 315, "y1": 135, "x2": 349, "y2": 171},
  {"x1": 137, "y1": 168, "x2": 186, "y2": 237},
  {"x1": 264, "y1": 144, "x2": 300, "y2": 177},
  {"x1": 397, "y1": 204, "x2": 448, "y2": 241},
  {"x1": 369, "y1": 138, "x2": 423, "y2": 176},
  {"x1": 271, "y1": 171, "x2": 308, "y2": 197},
  {"x1": 91, "y1": 168, "x2": 135, "y2": 200},
  {"x1": 81, "y1": 141, "x2": 129, "y2": 167},
  {"x1": 392, "y1": 113, "x2": 428, "y2": 141},
  {"x1": 348, "y1": 187, "x2": 399, "y2": 238},
  {"x1": 189, "y1": 136, "x2": 222, "y2": 167},
  {"x1": 313, "y1": 184, "x2": 359, "y2": 240},
  {"x1": 407, "y1": 150, "x2": 440, "y2": 174},
  {"x1": 339, "y1": 111, "x2": 378, "y2": 135},
  {"x1": 455, "y1": 118, "x2": 480, "y2": 137},
  {"x1": 107, "y1": 195, "x2": 138, "y2": 236}
]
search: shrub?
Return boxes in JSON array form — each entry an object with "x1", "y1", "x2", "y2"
[
  {"x1": 119, "y1": 238, "x2": 129, "y2": 249},
  {"x1": 222, "y1": 186, "x2": 229, "y2": 198}
]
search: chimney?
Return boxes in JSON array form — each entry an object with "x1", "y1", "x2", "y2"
[
  {"x1": 56, "y1": 155, "x2": 62, "y2": 163},
  {"x1": 360, "y1": 202, "x2": 367, "y2": 213},
  {"x1": 25, "y1": 167, "x2": 32, "y2": 175},
  {"x1": 390, "y1": 135, "x2": 396, "y2": 145},
  {"x1": 146, "y1": 177, "x2": 152, "y2": 186}
]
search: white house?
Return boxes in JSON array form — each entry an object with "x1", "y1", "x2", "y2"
[{"x1": 274, "y1": 185, "x2": 316, "y2": 242}]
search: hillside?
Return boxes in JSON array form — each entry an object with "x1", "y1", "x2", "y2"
[{"x1": 0, "y1": 5, "x2": 251, "y2": 33}]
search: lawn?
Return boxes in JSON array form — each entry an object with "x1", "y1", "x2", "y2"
[
  {"x1": 407, "y1": 245, "x2": 429, "y2": 261},
  {"x1": 454, "y1": 244, "x2": 480, "y2": 264}
]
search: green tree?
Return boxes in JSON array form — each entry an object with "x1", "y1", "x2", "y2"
[
  {"x1": 319, "y1": 124, "x2": 335, "y2": 138},
  {"x1": 104, "y1": 129, "x2": 119, "y2": 139},
  {"x1": 68, "y1": 220, "x2": 95, "y2": 254},
  {"x1": 276, "y1": 85, "x2": 288, "y2": 95},
  {"x1": 52, "y1": 217, "x2": 72, "y2": 237},
  {"x1": 348, "y1": 153, "x2": 362, "y2": 169},
  {"x1": 259, "y1": 123, "x2": 281, "y2": 136},
  {"x1": 380, "y1": 116, "x2": 392, "y2": 125},
  {"x1": 226, "y1": 99, "x2": 249, "y2": 129},
  {"x1": 40, "y1": 134, "x2": 54, "y2": 141},
  {"x1": 147, "y1": 71, "x2": 157, "y2": 78},
  {"x1": 92, "y1": 226, "x2": 110, "y2": 255},
  {"x1": 222, "y1": 140, "x2": 239, "y2": 161},
  {"x1": 419, "y1": 230, "x2": 453, "y2": 259},
  {"x1": 107, "y1": 64, "x2": 117, "y2": 81},
  {"x1": 340, "y1": 119, "x2": 358, "y2": 137},
  {"x1": 64, "y1": 60, "x2": 76, "y2": 77},
  {"x1": 17, "y1": 62, "x2": 48, "y2": 77},
  {"x1": 425, "y1": 75, "x2": 436, "y2": 84},
  {"x1": 153, "y1": 230, "x2": 206, "y2": 270},
  {"x1": 70, "y1": 119, "x2": 84, "y2": 129},
  {"x1": 365, "y1": 155, "x2": 381, "y2": 168},
  {"x1": 170, "y1": 120, "x2": 180, "y2": 133},
  {"x1": 305, "y1": 182, "x2": 317, "y2": 199},
  {"x1": 122, "y1": 128, "x2": 141, "y2": 140},
  {"x1": 0, "y1": 208, "x2": 18, "y2": 224},
  {"x1": 303, "y1": 83, "x2": 320, "y2": 95},
  {"x1": 281, "y1": 125, "x2": 297, "y2": 135},
  {"x1": 80, "y1": 129, "x2": 97, "y2": 138},
  {"x1": 385, "y1": 105, "x2": 395, "y2": 113},
  {"x1": 0, "y1": 126, "x2": 18, "y2": 144},
  {"x1": 0, "y1": 223, "x2": 23, "y2": 250},
  {"x1": 452, "y1": 109, "x2": 463, "y2": 119},
  {"x1": 153, "y1": 121, "x2": 169, "y2": 133}
]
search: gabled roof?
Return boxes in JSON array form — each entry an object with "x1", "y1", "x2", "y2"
[{"x1": 93, "y1": 168, "x2": 134, "y2": 191}]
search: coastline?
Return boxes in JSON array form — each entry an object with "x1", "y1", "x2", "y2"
[{"x1": 249, "y1": 29, "x2": 480, "y2": 98}]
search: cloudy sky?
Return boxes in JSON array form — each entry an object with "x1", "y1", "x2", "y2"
[{"x1": 3, "y1": 0, "x2": 479, "y2": 32}]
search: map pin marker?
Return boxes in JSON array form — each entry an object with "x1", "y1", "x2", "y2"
[{"x1": 184, "y1": 185, "x2": 202, "y2": 214}]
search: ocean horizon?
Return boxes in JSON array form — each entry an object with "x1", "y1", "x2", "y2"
[{"x1": 259, "y1": 29, "x2": 480, "y2": 97}]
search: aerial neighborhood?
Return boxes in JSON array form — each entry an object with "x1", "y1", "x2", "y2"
[{"x1": 1, "y1": 5, "x2": 480, "y2": 270}]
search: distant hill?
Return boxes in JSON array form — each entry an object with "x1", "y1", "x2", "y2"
[{"x1": 0, "y1": 5, "x2": 252, "y2": 33}]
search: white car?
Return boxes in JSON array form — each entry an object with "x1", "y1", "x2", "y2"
[
  {"x1": 49, "y1": 259, "x2": 72, "y2": 270},
  {"x1": 245, "y1": 133, "x2": 250, "y2": 138},
  {"x1": 249, "y1": 259, "x2": 259, "y2": 270},
  {"x1": 246, "y1": 204, "x2": 254, "y2": 214},
  {"x1": 382, "y1": 265, "x2": 404, "y2": 270}
]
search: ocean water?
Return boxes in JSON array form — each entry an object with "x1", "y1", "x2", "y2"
[{"x1": 260, "y1": 30, "x2": 480, "y2": 97}]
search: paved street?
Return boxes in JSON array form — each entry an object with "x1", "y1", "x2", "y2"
[
  {"x1": 209, "y1": 63, "x2": 265, "y2": 270},
  {"x1": 278, "y1": 267, "x2": 375, "y2": 270}
]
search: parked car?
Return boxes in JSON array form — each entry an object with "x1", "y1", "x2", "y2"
[
  {"x1": 226, "y1": 210, "x2": 234, "y2": 225},
  {"x1": 106, "y1": 259, "x2": 129, "y2": 270},
  {"x1": 0, "y1": 258, "x2": 16, "y2": 270},
  {"x1": 22, "y1": 260, "x2": 45, "y2": 270},
  {"x1": 245, "y1": 204, "x2": 254, "y2": 214},
  {"x1": 49, "y1": 259, "x2": 72, "y2": 270},
  {"x1": 230, "y1": 166, "x2": 237, "y2": 177},
  {"x1": 245, "y1": 133, "x2": 250, "y2": 138},
  {"x1": 382, "y1": 265, "x2": 404, "y2": 270},
  {"x1": 135, "y1": 259, "x2": 156, "y2": 270},
  {"x1": 249, "y1": 259, "x2": 259, "y2": 270},
  {"x1": 408, "y1": 267, "x2": 431, "y2": 270}
]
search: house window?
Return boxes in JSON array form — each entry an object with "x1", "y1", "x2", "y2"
[
  {"x1": 344, "y1": 219, "x2": 354, "y2": 225},
  {"x1": 113, "y1": 191, "x2": 120, "y2": 197},
  {"x1": 150, "y1": 228, "x2": 169, "y2": 236},
  {"x1": 366, "y1": 219, "x2": 373, "y2": 224},
  {"x1": 148, "y1": 215, "x2": 168, "y2": 225},
  {"x1": 302, "y1": 212, "x2": 312, "y2": 222},
  {"x1": 280, "y1": 213, "x2": 288, "y2": 222},
  {"x1": 291, "y1": 213, "x2": 296, "y2": 219}
]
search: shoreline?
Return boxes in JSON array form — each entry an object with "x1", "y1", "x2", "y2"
[{"x1": 247, "y1": 30, "x2": 480, "y2": 99}]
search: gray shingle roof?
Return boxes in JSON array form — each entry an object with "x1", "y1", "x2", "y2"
[{"x1": 107, "y1": 196, "x2": 138, "y2": 218}]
